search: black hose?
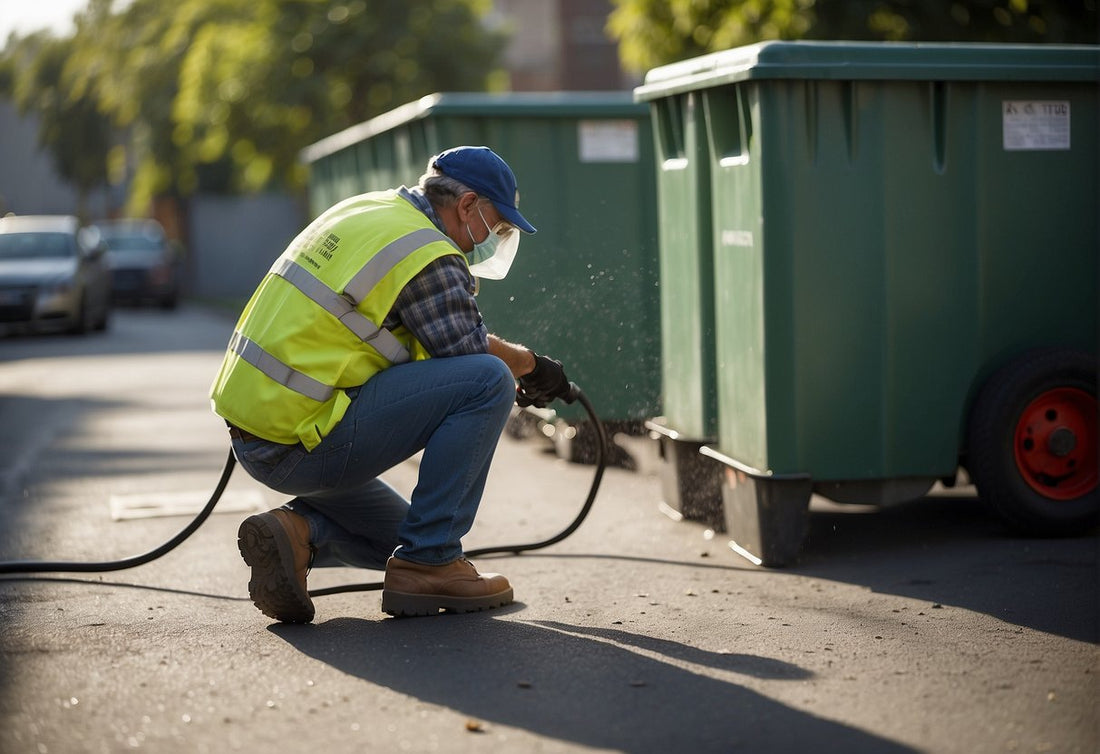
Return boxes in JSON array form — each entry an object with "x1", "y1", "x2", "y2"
[
  {"x1": 0, "y1": 448, "x2": 238, "y2": 575},
  {"x1": 469, "y1": 388, "x2": 605, "y2": 556},
  {"x1": 0, "y1": 386, "x2": 607, "y2": 595},
  {"x1": 309, "y1": 386, "x2": 606, "y2": 596}
]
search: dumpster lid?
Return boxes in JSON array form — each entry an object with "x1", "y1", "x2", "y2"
[
  {"x1": 634, "y1": 40, "x2": 1100, "y2": 101},
  {"x1": 301, "y1": 91, "x2": 647, "y2": 164}
]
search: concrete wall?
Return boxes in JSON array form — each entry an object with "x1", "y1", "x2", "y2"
[
  {"x1": 0, "y1": 99, "x2": 115, "y2": 218},
  {"x1": 187, "y1": 193, "x2": 306, "y2": 300}
]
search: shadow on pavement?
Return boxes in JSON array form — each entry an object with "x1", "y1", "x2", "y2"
[
  {"x1": 0, "y1": 305, "x2": 233, "y2": 363},
  {"x1": 0, "y1": 575, "x2": 249, "y2": 603},
  {"x1": 0, "y1": 393, "x2": 234, "y2": 561},
  {"x1": 271, "y1": 612, "x2": 918, "y2": 754},
  {"x1": 791, "y1": 492, "x2": 1099, "y2": 643}
]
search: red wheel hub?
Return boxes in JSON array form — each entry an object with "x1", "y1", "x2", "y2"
[{"x1": 1014, "y1": 387, "x2": 1097, "y2": 500}]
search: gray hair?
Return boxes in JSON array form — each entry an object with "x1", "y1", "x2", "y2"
[{"x1": 417, "y1": 159, "x2": 478, "y2": 209}]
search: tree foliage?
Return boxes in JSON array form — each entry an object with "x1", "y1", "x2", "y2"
[
  {"x1": 3, "y1": 0, "x2": 504, "y2": 215},
  {"x1": 608, "y1": 0, "x2": 813, "y2": 74},
  {"x1": 166, "y1": 0, "x2": 504, "y2": 196},
  {"x1": 808, "y1": 0, "x2": 1099, "y2": 44},
  {"x1": 609, "y1": 0, "x2": 1099, "y2": 74}
]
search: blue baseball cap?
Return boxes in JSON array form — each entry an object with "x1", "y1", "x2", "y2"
[{"x1": 432, "y1": 146, "x2": 537, "y2": 234}]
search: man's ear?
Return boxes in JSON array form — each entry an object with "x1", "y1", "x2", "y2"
[{"x1": 456, "y1": 192, "x2": 479, "y2": 221}]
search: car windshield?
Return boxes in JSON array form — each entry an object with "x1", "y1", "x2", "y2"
[
  {"x1": 0, "y1": 232, "x2": 75, "y2": 260},
  {"x1": 100, "y1": 230, "x2": 164, "y2": 252}
]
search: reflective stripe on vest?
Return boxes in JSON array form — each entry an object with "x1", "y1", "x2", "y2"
[
  {"x1": 344, "y1": 227, "x2": 444, "y2": 304},
  {"x1": 270, "y1": 257, "x2": 411, "y2": 365},
  {"x1": 229, "y1": 331, "x2": 334, "y2": 403},
  {"x1": 227, "y1": 227, "x2": 447, "y2": 402}
]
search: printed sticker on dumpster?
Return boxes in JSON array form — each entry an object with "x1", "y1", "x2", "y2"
[
  {"x1": 1002, "y1": 101, "x2": 1070, "y2": 151},
  {"x1": 578, "y1": 120, "x2": 639, "y2": 162},
  {"x1": 721, "y1": 230, "x2": 754, "y2": 248}
]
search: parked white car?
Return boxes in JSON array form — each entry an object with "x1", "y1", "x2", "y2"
[{"x1": 0, "y1": 215, "x2": 112, "y2": 334}]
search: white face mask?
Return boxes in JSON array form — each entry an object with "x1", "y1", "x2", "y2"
[{"x1": 466, "y1": 205, "x2": 520, "y2": 280}]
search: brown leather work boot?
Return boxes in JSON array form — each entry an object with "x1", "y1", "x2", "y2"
[
  {"x1": 237, "y1": 509, "x2": 315, "y2": 624},
  {"x1": 381, "y1": 556, "x2": 513, "y2": 617}
]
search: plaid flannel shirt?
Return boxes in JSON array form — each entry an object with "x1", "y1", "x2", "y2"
[{"x1": 380, "y1": 188, "x2": 489, "y2": 358}]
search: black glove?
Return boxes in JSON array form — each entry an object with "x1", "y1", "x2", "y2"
[{"x1": 516, "y1": 352, "x2": 573, "y2": 408}]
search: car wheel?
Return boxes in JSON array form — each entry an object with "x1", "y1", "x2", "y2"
[
  {"x1": 94, "y1": 303, "x2": 110, "y2": 331},
  {"x1": 68, "y1": 293, "x2": 91, "y2": 335},
  {"x1": 966, "y1": 348, "x2": 1098, "y2": 536}
]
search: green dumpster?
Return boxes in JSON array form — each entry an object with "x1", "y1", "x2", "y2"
[
  {"x1": 636, "y1": 41, "x2": 1099, "y2": 565},
  {"x1": 639, "y1": 88, "x2": 725, "y2": 529},
  {"x1": 300, "y1": 93, "x2": 660, "y2": 460}
]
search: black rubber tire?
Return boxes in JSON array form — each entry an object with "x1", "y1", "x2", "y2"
[
  {"x1": 68, "y1": 293, "x2": 91, "y2": 335},
  {"x1": 966, "y1": 348, "x2": 1098, "y2": 536},
  {"x1": 94, "y1": 301, "x2": 110, "y2": 331}
]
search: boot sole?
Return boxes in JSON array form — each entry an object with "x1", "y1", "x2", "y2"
[
  {"x1": 381, "y1": 586, "x2": 514, "y2": 618},
  {"x1": 237, "y1": 514, "x2": 315, "y2": 624}
]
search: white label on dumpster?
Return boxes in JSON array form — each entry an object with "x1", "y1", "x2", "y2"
[
  {"x1": 578, "y1": 120, "x2": 639, "y2": 162},
  {"x1": 1003, "y1": 101, "x2": 1070, "y2": 151},
  {"x1": 721, "y1": 229, "x2": 754, "y2": 248}
]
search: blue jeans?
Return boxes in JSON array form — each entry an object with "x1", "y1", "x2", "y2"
[{"x1": 230, "y1": 354, "x2": 515, "y2": 568}]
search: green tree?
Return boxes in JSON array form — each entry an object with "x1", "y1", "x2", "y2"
[
  {"x1": 608, "y1": 0, "x2": 814, "y2": 75},
  {"x1": 60, "y1": 0, "x2": 229, "y2": 217},
  {"x1": 3, "y1": 0, "x2": 503, "y2": 222},
  {"x1": 807, "y1": 0, "x2": 1099, "y2": 43},
  {"x1": 170, "y1": 0, "x2": 505, "y2": 195},
  {"x1": 59, "y1": 0, "x2": 503, "y2": 216},
  {"x1": 608, "y1": 0, "x2": 1098, "y2": 74}
]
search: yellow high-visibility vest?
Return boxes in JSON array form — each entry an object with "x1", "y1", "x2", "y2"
[{"x1": 210, "y1": 191, "x2": 466, "y2": 450}]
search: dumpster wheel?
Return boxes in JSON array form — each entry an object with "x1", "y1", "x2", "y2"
[{"x1": 967, "y1": 348, "x2": 1098, "y2": 536}]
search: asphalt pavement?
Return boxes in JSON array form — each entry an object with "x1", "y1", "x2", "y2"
[{"x1": 0, "y1": 306, "x2": 1096, "y2": 754}]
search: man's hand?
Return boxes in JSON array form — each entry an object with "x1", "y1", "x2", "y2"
[{"x1": 517, "y1": 352, "x2": 574, "y2": 407}]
